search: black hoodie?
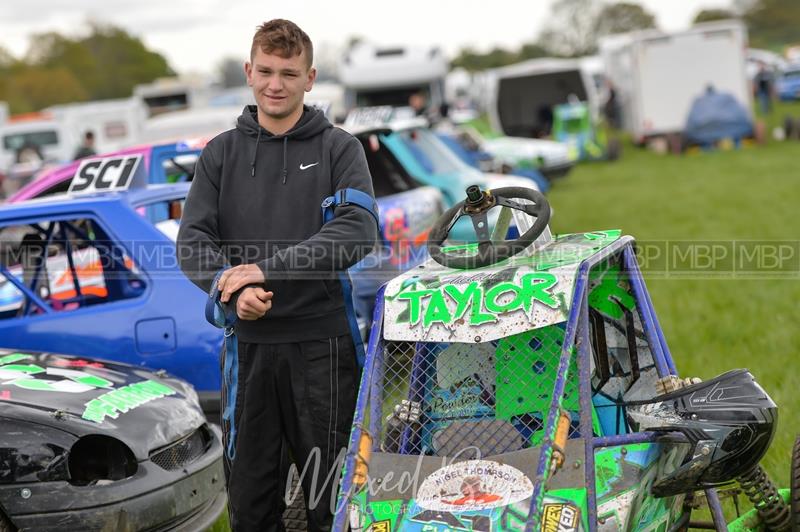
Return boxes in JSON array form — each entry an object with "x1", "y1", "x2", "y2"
[{"x1": 177, "y1": 105, "x2": 378, "y2": 343}]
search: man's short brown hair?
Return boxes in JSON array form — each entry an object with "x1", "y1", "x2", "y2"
[{"x1": 251, "y1": 19, "x2": 314, "y2": 69}]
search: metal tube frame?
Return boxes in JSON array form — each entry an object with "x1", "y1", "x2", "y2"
[{"x1": 333, "y1": 286, "x2": 386, "y2": 531}]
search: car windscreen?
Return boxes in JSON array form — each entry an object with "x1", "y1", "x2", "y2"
[
  {"x1": 396, "y1": 128, "x2": 469, "y2": 175},
  {"x1": 2, "y1": 130, "x2": 59, "y2": 151}
]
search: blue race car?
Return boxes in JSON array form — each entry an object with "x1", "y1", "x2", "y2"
[
  {"x1": 347, "y1": 118, "x2": 544, "y2": 243},
  {"x1": 0, "y1": 150, "x2": 443, "y2": 416},
  {"x1": 776, "y1": 64, "x2": 800, "y2": 101}
]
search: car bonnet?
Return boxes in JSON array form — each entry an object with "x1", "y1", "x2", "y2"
[{"x1": 0, "y1": 349, "x2": 205, "y2": 459}]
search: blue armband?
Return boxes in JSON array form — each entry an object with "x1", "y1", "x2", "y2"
[{"x1": 321, "y1": 188, "x2": 379, "y2": 227}]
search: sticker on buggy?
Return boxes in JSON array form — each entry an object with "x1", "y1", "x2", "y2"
[
  {"x1": 542, "y1": 503, "x2": 580, "y2": 532},
  {"x1": 416, "y1": 460, "x2": 533, "y2": 512},
  {"x1": 383, "y1": 230, "x2": 623, "y2": 342},
  {"x1": 368, "y1": 520, "x2": 391, "y2": 532},
  {"x1": 396, "y1": 273, "x2": 560, "y2": 328},
  {"x1": 385, "y1": 270, "x2": 572, "y2": 343}
]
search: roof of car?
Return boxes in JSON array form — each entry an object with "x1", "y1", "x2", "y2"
[{"x1": 0, "y1": 183, "x2": 190, "y2": 219}]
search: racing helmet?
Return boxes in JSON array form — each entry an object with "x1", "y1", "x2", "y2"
[{"x1": 626, "y1": 369, "x2": 777, "y2": 497}]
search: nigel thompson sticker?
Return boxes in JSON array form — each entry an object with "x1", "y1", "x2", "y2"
[{"x1": 416, "y1": 460, "x2": 533, "y2": 512}]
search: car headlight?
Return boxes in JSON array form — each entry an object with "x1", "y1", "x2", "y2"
[
  {"x1": 68, "y1": 435, "x2": 137, "y2": 485},
  {"x1": 0, "y1": 418, "x2": 73, "y2": 483}
]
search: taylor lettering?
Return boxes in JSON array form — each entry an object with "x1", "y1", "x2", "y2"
[{"x1": 396, "y1": 273, "x2": 559, "y2": 328}]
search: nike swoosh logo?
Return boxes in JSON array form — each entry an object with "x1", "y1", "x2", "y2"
[{"x1": 299, "y1": 162, "x2": 319, "y2": 170}]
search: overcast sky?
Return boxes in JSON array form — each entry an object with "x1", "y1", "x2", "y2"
[{"x1": 1, "y1": 0, "x2": 734, "y2": 76}]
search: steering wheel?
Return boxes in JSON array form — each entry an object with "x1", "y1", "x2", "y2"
[{"x1": 428, "y1": 186, "x2": 550, "y2": 269}]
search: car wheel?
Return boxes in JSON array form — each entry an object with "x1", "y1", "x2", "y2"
[
  {"x1": 792, "y1": 434, "x2": 800, "y2": 529},
  {"x1": 605, "y1": 137, "x2": 622, "y2": 161},
  {"x1": 283, "y1": 463, "x2": 307, "y2": 532},
  {"x1": 0, "y1": 509, "x2": 14, "y2": 532},
  {"x1": 782, "y1": 116, "x2": 794, "y2": 139}
]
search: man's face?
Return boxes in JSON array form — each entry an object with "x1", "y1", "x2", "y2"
[{"x1": 245, "y1": 47, "x2": 316, "y2": 121}]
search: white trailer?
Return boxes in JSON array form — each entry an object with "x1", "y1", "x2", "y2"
[
  {"x1": 600, "y1": 20, "x2": 752, "y2": 142},
  {"x1": 338, "y1": 43, "x2": 448, "y2": 111},
  {"x1": 0, "y1": 98, "x2": 147, "y2": 175},
  {"x1": 486, "y1": 57, "x2": 601, "y2": 138}
]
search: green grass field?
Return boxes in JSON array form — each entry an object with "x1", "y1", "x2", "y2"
[
  {"x1": 547, "y1": 114, "x2": 800, "y2": 485},
  {"x1": 209, "y1": 104, "x2": 800, "y2": 530}
]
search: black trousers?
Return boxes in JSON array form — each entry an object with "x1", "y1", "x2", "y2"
[{"x1": 221, "y1": 335, "x2": 359, "y2": 532}]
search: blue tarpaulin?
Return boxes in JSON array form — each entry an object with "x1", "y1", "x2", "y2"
[{"x1": 684, "y1": 88, "x2": 753, "y2": 146}]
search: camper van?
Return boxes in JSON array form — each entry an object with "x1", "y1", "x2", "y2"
[
  {"x1": 486, "y1": 57, "x2": 600, "y2": 138},
  {"x1": 339, "y1": 43, "x2": 448, "y2": 111},
  {"x1": 600, "y1": 20, "x2": 751, "y2": 142},
  {"x1": 133, "y1": 76, "x2": 210, "y2": 117}
]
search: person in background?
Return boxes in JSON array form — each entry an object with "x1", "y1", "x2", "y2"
[
  {"x1": 73, "y1": 131, "x2": 96, "y2": 160},
  {"x1": 409, "y1": 91, "x2": 428, "y2": 117},
  {"x1": 603, "y1": 79, "x2": 621, "y2": 129},
  {"x1": 754, "y1": 64, "x2": 774, "y2": 115}
]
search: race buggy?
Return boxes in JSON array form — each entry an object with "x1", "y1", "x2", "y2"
[
  {"x1": 552, "y1": 102, "x2": 621, "y2": 163},
  {"x1": 332, "y1": 186, "x2": 797, "y2": 531}
]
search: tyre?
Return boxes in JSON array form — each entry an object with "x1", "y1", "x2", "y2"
[
  {"x1": 0, "y1": 509, "x2": 14, "y2": 532},
  {"x1": 605, "y1": 137, "x2": 622, "y2": 161},
  {"x1": 283, "y1": 463, "x2": 308, "y2": 532},
  {"x1": 791, "y1": 434, "x2": 799, "y2": 531},
  {"x1": 783, "y1": 116, "x2": 794, "y2": 139}
]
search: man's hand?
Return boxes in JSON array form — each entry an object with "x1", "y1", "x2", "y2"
[
  {"x1": 218, "y1": 264, "x2": 266, "y2": 303},
  {"x1": 236, "y1": 287, "x2": 273, "y2": 321}
]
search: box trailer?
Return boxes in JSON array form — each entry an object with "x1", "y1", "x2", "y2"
[
  {"x1": 486, "y1": 57, "x2": 601, "y2": 138},
  {"x1": 600, "y1": 20, "x2": 752, "y2": 142}
]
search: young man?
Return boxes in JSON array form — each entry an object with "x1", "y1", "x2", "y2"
[{"x1": 177, "y1": 19, "x2": 378, "y2": 531}]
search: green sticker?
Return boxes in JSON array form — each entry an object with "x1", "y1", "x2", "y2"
[
  {"x1": 589, "y1": 264, "x2": 635, "y2": 320},
  {"x1": 0, "y1": 353, "x2": 32, "y2": 366},
  {"x1": 396, "y1": 273, "x2": 560, "y2": 328},
  {"x1": 11, "y1": 379, "x2": 58, "y2": 391},
  {"x1": 82, "y1": 380, "x2": 176, "y2": 423},
  {"x1": 73, "y1": 374, "x2": 114, "y2": 389},
  {"x1": 0, "y1": 364, "x2": 45, "y2": 375}
]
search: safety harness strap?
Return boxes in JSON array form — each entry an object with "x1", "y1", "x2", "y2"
[
  {"x1": 205, "y1": 269, "x2": 239, "y2": 461},
  {"x1": 321, "y1": 188, "x2": 379, "y2": 367}
]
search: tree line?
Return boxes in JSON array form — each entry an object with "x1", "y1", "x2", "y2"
[
  {"x1": 0, "y1": 23, "x2": 172, "y2": 114},
  {"x1": 451, "y1": 0, "x2": 799, "y2": 71},
  {"x1": 1, "y1": 0, "x2": 796, "y2": 113}
]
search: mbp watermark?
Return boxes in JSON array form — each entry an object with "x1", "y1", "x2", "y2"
[{"x1": 633, "y1": 240, "x2": 800, "y2": 279}]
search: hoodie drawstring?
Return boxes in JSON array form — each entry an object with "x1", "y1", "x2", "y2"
[
  {"x1": 281, "y1": 137, "x2": 288, "y2": 185},
  {"x1": 251, "y1": 127, "x2": 262, "y2": 177}
]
